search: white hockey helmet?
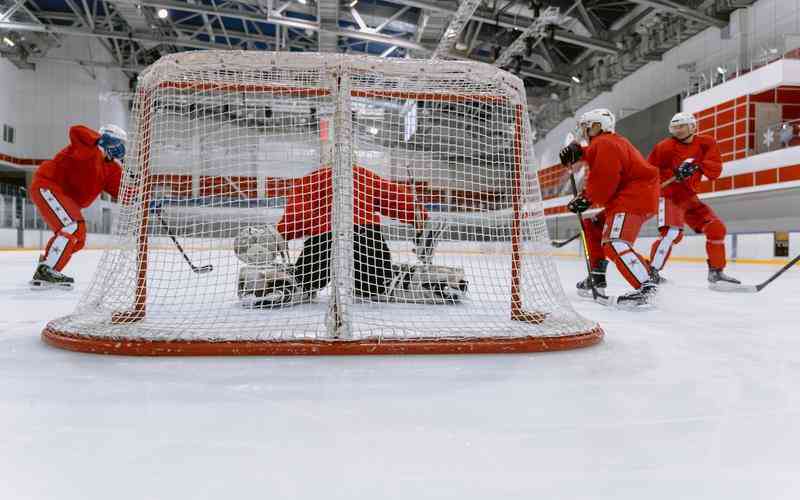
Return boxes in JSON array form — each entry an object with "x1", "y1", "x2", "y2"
[
  {"x1": 668, "y1": 112, "x2": 697, "y2": 137},
  {"x1": 99, "y1": 124, "x2": 128, "y2": 142},
  {"x1": 578, "y1": 108, "x2": 615, "y2": 139}
]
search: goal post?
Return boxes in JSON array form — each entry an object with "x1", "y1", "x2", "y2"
[{"x1": 42, "y1": 51, "x2": 603, "y2": 355}]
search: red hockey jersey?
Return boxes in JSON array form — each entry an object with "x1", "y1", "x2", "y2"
[
  {"x1": 581, "y1": 132, "x2": 659, "y2": 216},
  {"x1": 648, "y1": 134, "x2": 722, "y2": 203},
  {"x1": 34, "y1": 126, "x2": 123, "y2": 208},
  {"x1": 277, "y1": 165, "x2": 427, "y2": 240}
]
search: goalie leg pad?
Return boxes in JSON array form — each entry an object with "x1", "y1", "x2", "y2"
[
  {"x1": 649, "y1": 226, "x2": 683, "y2": 271},
  {"x1": 604, "y1": 240, "x2": 652, "y2": 290},
  {"x1": 238, "y1": 265, "x2": 314, "y2": 309},
  {"x1": 383, "y1": 264, "x2": 468, "y2": 304}
]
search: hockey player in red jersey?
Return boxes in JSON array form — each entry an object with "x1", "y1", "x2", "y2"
[
  {"x1": 647, "y1": 112, "x2": 740, "y2": 287},
  {"x1": 29, "y1": 125, "x2": 126, "y2": 289},
  {"x1": 559, "y1": 108, "x2": 660, "y2": 306},
  {"x1": 235, "y1": 165, "x2": 465, "y2": 308}
]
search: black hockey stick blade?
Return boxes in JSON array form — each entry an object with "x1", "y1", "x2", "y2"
[
  {"x1": 551, "y1": 232, "x2": 580, "y2": 248},
  {"x1": 193, "y1": 264, "x2": 214, "y2": 274}
]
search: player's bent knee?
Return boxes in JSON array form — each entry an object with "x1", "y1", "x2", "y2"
[
  {"x1": 704, "y1": 220, "x2": 726, "y2": 241},
  {"x1": 58, "y1": 221, "x2": 87, "y2": 250}
]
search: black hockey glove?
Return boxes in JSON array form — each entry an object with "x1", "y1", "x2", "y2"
[
  {"x1": 567, "y1": 193, "x2": 591, "y2": 214},
  {"x1": 559, "y1": 143, "x2": 583, "y2": 166},
  {"x1": 675, "y1": 160, "x2": 700, "y2": 181}
]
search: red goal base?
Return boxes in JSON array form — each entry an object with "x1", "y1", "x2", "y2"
[{"x1": 42, "y1": 325, "x2": 604, "y2": 356}]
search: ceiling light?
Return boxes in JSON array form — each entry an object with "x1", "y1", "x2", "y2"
[
  {"x1": 298, "y1": 0, "x2": 307, "y2": 4},
  {"x1": 349, "y1": 0, "x2": 358, "y2": 7},
  {"x1": 716, "y1": 66, "x2": 727, "y2": 74},
  {"x1": 3, "y1": 37, "x2": 15, "y2": 47},
  {"x1": 368, "y1": 126, "x2": 378, "y2": 135},
  {"x1": 157, "y1": 8, "x2": 168, "y2": 19},
  {"x1": 571, "y1": 75, "x2": 580, "y2": 83}
]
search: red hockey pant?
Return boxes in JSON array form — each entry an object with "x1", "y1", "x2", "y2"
[
  {"x1": 582, "y1": 210, "x2": 652, "y2": 290},
  {"x1": 30, "y1": 180, "x2": 86, "y2": 272},
  {"x1": 649, "y1": 195, "x2": 727, "y2": 270}
]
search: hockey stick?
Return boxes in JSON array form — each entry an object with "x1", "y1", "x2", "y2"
[
  {"x1": 406, "y1": 165, "x2": 446, "y2": 265},
  {"x1": 562, "y1": 133, "x2": 604, "y2": 302},
  {"x1": 568, "y1": 172, "x2": 604, "y2": 302},
  {"x1": 153, "y1": 202, "x2": 213, "y2": 274},
  {"x1": 710, "y1": 251, "x2": 800, "y2": 293},
  {"x1": 551, "y1": 232, "x2": 580, "y2": 248}
]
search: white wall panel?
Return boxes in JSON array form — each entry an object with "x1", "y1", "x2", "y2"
[
  {"x1": 737, "y1": 233, "x2": 776, "y2": 259},
  {"x1": 0, "y1": 38, "x2": 129, "y2": 161}
]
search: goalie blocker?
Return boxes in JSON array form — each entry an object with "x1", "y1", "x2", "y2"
[{"x1": 235, "y1": 224, "x2": 468, "y2": 308}]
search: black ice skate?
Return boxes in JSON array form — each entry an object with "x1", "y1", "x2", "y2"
[
  {"x1": 576, "y1": 260, "x2": 608, "y2": 298},
  {"x1": 29, "y1": 264, "x2": 74, "y2": 291},
  {"x1": 649, "y1": 266, "x2": 668, "y2": 285},
  {"x1": 707, "y1": 262, "x2": 741, "y2": 291},
  {"x1": 615, "y1": 282, "x2": 658, "y2": 309}
]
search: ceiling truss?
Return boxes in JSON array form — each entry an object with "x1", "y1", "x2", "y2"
[{"x1": 0, "y1": 0, "x2": 751, "y2": 136}]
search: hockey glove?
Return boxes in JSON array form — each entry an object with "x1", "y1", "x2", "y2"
[
  {"x1": 414, "y1": 219, "x2": 447, "y2": 265},
  {"x1": 675, "y1": 159, "x2": 699, "y2": 181},
  {"x1": 98, "y1": 133, "x2": 126, "y2": 161},
  {"x1": 559, "y1": 142, "x2": 583, "y2": 166},
  {"x1": 567, "y1": 193, "x2": 591, "y2": 214}
]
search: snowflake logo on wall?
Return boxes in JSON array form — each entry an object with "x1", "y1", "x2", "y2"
[{"x1": 763, "y1": 128, "x2": 774, "y2": 148}]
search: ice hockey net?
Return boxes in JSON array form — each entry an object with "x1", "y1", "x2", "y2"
[{"x1": 43, "y1": 51, "x2": 602, "y2": 355}]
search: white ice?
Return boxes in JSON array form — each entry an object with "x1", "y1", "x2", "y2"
[{"x1": 1, "y1": 249, "x2": 799, "y2": 499}]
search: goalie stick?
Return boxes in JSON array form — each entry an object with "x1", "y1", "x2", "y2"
[
  {"x1": 153, "y1": 202, "x2": 213, "y2": 274},
  {"x1": 406, "y1": 165, "x2": 446, "y2": 264},
  {"x1": 710, "y1": 251, "x2": 800, "y2": 293},
  {"x1": 563, "y1": 132, "x2": 602, "y2": 302}
]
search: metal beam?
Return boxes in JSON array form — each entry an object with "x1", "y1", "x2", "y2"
[
  {"x1": 374, "y1": 6, "x2": 410, "y2": 33},
  {"x1": 336, "y1": 27, "x2": 427, "y2": 52},
  {"x1": 349, "y1": 7, "x2": 368, "y2": 31},
  {"x1": 398, "y1": 0, "x2": 624, "y2": 54},
  {"x1": 494, "y1": 5, "x2": 561, "y2": 68},
  {"x1": 140, "y1": 0, "x2": 317, "y2": 30},
  {"x1": 519, "y1": 67, "x2": 573, "y2": 86},
  {"x1": 626, "y1": 0, "x2": 726, "y2": 28},
  {"x1": 29, "y1": 55, "x2": 145, "y2": 72},
  {"x1": 609, "y1": 4, "x2": 651, "y2": 32},
  {"x1": 552, "y1": 29, "x2": 618, "y2": 54},
  {"x1": 0, "y1": 0, "x2": 27, "y2": 22},
  {"x1": 317, "y1": 0, "x2": 339, "y2": 52},
  {"x1": 0, "y1": 19, "x2": 247, "y2": 51},
  {"x1": 431, "y1": 0, "x2": 481, "y2": 59},
  {"x1": 574, "y1": 1, "x2": 597, "y2": 37},
  {"x1": 139, "y1": 0, "x2": 425, "y2": 51}
]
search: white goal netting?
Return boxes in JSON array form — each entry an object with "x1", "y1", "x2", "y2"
[{"x1": 44, "y1": 51, "x2": 601, "y2": 355}]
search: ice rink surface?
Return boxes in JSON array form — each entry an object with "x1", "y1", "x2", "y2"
[{"x1": 2, "y1": 249, "x2": 799, "y2": 499}]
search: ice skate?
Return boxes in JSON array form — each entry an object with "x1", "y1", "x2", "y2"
[
  {"x1": 614, "y1": 282, "x2": 658, "y2": 309},
  {"x1": 29, "y1": 264, "x2": 74, "y2": 291},
  {"x1": 708, "y1": 263, "x2": 742, "y2": 292},
  {"x1": 576, "y1": 260, "x2": 607, "y2": 298}
]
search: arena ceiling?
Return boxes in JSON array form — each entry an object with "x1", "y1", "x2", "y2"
[{"x1": 0, "y1": 0, "x2": 753, "y2": 135}]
